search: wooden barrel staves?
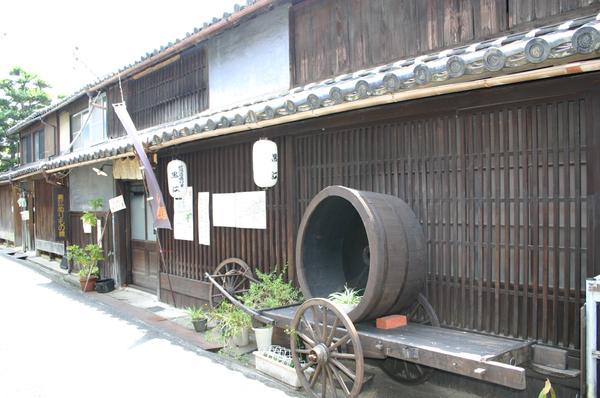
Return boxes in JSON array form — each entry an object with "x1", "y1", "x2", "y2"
[{"x1": 296, "y1": 186, "x2": 427, "y2": 322}]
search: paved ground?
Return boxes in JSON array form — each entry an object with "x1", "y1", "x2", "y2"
[
  {"x1": 0, "y1": 254, "x2": 297, "y2": 398},
  {"x1": 0, "y1": 252, "x2": 475, "y2": 398}
]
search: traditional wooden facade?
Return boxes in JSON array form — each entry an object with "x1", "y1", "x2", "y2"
[
  {"x1": 2, "y1": 1, "x2": 600, "y2": 395},
  {"x1": 0, "y1": 184, "x2": 16, "y2": 244}
]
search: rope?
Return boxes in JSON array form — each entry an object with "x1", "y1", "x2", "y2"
[{"x1": 118, "y1": 74, "x2": 125, "y2": 104}]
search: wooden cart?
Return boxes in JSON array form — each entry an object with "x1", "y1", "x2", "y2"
[{"x1": 206, "y1": 258, "x2": 531, "y2": 398}]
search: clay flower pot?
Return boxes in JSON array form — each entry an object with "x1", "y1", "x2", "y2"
[{"x1": 80, "y1": 277, "x2": 98, "y2": 292}]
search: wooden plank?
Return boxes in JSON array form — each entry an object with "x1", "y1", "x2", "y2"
[{"x1": 159, "y1": 272, "x2": 211, "y2": 301}]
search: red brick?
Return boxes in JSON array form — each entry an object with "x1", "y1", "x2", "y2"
[{"x1": 376, "y1": 314, "x2": 408, "y2": 329}]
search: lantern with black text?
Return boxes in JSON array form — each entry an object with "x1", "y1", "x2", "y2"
[
  {"x1": 252, "y1": 139, "x2": 278, "y2": 188},
  {"x1": 167, "y1": 159, "x2": 187, "y2": 198}
]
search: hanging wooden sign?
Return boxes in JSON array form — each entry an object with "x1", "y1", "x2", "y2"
[{"x1": 55, "y1": 191, "x2": 66, "y2": 240}]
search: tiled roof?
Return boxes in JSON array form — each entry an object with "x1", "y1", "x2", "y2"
[
  {"x1": 6, "y1": 0, "x2": 273, "y2": 135},
  {"x1": 2, "y1": 12, "x2": 600, "y2": 183}
]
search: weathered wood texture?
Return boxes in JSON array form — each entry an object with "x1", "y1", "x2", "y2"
[
  {"x1": 508, "y1": 0, "x2": 600, "y2": 28},
  {"x1": 291, "y1": 0, "x2": 600, "y2": 85},
  {"x1": 125, "y1": 46, "x2": 209, "y2": 132},
  {"x1": 0, "y1": 185, "x2": 15, "y2": 242},
  {"x1": 156, "y1": 72, "x2": 598, "y2": 357},
  {"x1": 157, "y1": 135, "x2": 294, "y2": 287},
  {"x1": 33, "y1": 180, "x2": 55, "y2": 242},
  {"x1": 292, "y1": 92, "x2": 591, "y2": 352}
]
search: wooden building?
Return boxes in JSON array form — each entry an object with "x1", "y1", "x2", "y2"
[{"x1": 2, "y1": 0, "x2": 600, "y2": 396}]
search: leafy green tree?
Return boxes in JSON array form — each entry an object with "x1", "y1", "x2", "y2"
[{"x1": 0, "y1": 67, "x2": 52, "y2": 171}]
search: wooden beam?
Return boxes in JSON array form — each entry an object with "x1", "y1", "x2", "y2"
[
  {"x1": 159, "y1": 272, "x2": 211, "y2": 301},
  {"x1": 151, "y1": 58, "x2": 600, "y2": 152},
  {"x1": 131, "y1": 55, "x2": 181, "y2": 80}
]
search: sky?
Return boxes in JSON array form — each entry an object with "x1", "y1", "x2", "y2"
[{"x1": 0, "y1": 0, "x2": 241, "y2": 99}]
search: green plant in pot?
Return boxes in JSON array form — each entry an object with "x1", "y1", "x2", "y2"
[
  {"x1": 211, "y1": 301, "x2": 252, "y2": 347},
  {"x1": 328, "y1": 284, "x2": 362, "y2": 314},
  {"x1": 185, "y1": 305, "x2": 209, "y2": 333},
  {"x1": 67, "y1": 244, "x2": 103, "y2": 292},
  {"x1": 242, "y1": 268, "x2": 303, "y2": 351}
]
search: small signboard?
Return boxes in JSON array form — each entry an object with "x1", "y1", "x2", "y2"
[
  {"x1": 20, "y1": 210, "x2": 30, "y2": 221},
  {"x1": 198, "y1": 192, "x2": 210, "y2": 246},
  {"x1": 109, "y1": 195, "x2": 126, "y2": 213},
  {"x1": 56, "y1": 192, "x2": 66, "y2": 239}
]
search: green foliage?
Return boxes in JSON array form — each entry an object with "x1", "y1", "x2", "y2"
[
  {"x1": 80, "y1": 198, "x2": 103, "y2": 225},
  {"x1": 328, "y1": 284, "x2": 362, "y2": 305},
  {"x1": 211, "y1": 301, "x2": 251, "y2": 340},
  {"x1": 218, "y1": 346, "x2": 251, "y2": 365},
  {"x1": 241, "y1": 269, "x2": 302, "y2": 310},
  {"x1": 185, "y1": 305, "x2": 209, "y2": 321},
  {"x1": 538, "y1": 379, "x2": 556, "y2": 398},
  {"x1": 0, "y1": 67, "x2": 52, "y2": 171},
  {"x1": 80, "y1": 212, "x2": 98, "y2": 226},
  {"x1": 88, "y1": 198, "x2": 103, "y2": 211},
  {"x1": 67, "y1": 244, "x2": 103, "y2": 278}
]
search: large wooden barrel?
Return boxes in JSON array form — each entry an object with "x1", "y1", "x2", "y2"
[{"x1": 296, "y1": 186, "x2": 426, "y2": 322}]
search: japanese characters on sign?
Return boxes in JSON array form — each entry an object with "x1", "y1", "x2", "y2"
[
  {"x1": 167, "y1": 159, "x2": 188, "y2": 198},
  {"x1": 56, "y1": 193, "x2": 66, "y2": 239}
]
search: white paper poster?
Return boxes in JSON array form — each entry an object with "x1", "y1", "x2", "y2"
[
  {"x1": 174, "y1": 186, "x2": 194, "y2": 241},
  {"x1": 198, "y1": 192, "x2": 210, "y2": 246},
  {"x1": 109, "y1": 195, "x2": 126, "y2": 213},
  {"x1": 212, "y1": 191, "x2": 266, "y2": 229},
  {"x1": 235, "y1": 191, "x2": 267, "y2": 229},
  {"x1": 212, "y1": 193, "x2": 236, "y2": 227}
]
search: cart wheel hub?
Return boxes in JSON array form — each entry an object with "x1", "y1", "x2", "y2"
[{"x1": 309, "y1": 344, "x2": 330, "y2": 365}]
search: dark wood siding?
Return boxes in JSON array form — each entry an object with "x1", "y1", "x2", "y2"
[
  {"x1": 126, "y1": 46, "x2": 209, "y2": 131},
  {"x1": 509, "y1": 0, "x2": 600, "y2": 28},
  {"x1": 291, "y1": 0, "x2": 600, "y2": 85},
  {"x1": 289, "y1": 80, "x2": 595, "y2": 352},
  {"x1": 107, "y1": 81, "x2": 129, "y2": 138},
  {"x1": 0, "y1": 185, "x2": 15, "y2": 242},
  {"x1": 155, "y1": 73, "x2": 600, "y2": 360},
  {"x1": 33, "y1": 180, "x2": 54, "y2": 242},
  {"x1": 157, "y1": 136, "x2": 294, "y2": 305}
]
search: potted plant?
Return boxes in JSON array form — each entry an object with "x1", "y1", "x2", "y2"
[
  {"x1": 81, "y1": 198, "x2": 103, "y2": 234},
  {"x1": 185, "y1": 305, "x2": 209, "y2": 332},
  {"x1": 328, "y1": 284, "x2": 362, "y2": 313},
  {"x1": 212, "y1": 301, "x2": 252, "y2": 347},
  {"x1": 67, "y1": 244, "x2": 103, "y2": 292},
  {"x1": 242, "y1": 269, "x2": 302, "y2": 351}
]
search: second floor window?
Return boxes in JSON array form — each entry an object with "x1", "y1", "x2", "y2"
[
  {"x1": 33, "y1": 129, "x2": 44, "y2": 161},
  {"x1": 71, "y1": 93, "x2": 107, "y2": 151},
  {"x1": 21, "y1": 134, "x2": 32, "y2": 164}
]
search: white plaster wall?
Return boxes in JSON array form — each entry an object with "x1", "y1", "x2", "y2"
[
  {"x1": 59, "y1": 111, "x2": 70, "y2": 154},
  {"x1": 69, "y1": 165, "x2": 115, "y2": 212},
  {"x1": 208, "y1": 3, "x2": 290, "y2": 110}
]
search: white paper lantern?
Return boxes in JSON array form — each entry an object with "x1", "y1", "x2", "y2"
[
  {"x1": 167, "y1": 159, "x2": 188, "y2": 198},
  {"x1": 253, "y1": 139, "x2": 278, "y2": 188}
]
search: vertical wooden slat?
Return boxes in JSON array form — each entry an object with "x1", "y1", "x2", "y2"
[
  {"x1": 541, "y1": 103, "x2": 550, "y2": 343},
  {"x1": 562, "y1": 101, "x2": 573, "y2": 348},
  {"x1": 552, "y1": 102, "x2": 561, "y2": 345},
  {"x1": 531, "y1": 105, "x2": 540, "y2": 341},
  {"x1": 521, "y1": 106, "x2": 530, "y2": 340}
]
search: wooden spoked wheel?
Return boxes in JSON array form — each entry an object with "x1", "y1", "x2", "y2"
[
  {"x1": 380, "y1": 293, "x2": 440, "y2": 385},
  {"x1": 290, "y1": 298, "x2": 364, "y2": 398},
  {"x1": 208, "y1": 258, "x2": 255, "y2": 308}
]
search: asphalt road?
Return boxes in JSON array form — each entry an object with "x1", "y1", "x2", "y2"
[{"x1": 0, "y1": 254, "x2": 294, "y2": 398}]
